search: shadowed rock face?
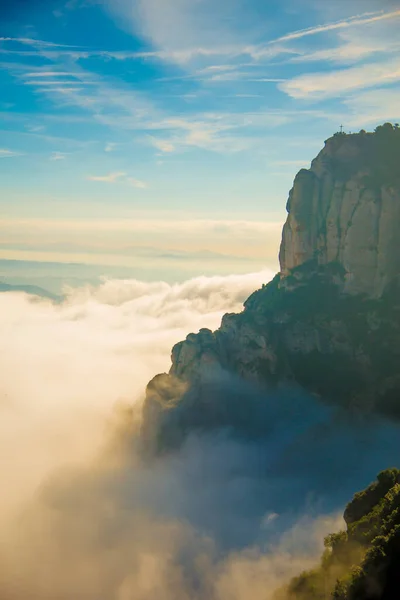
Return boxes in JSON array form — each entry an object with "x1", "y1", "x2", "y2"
[
  {"x1": 279, "y1": 126, "x2": 400, "y2": 298},
  {"x1": 141, "y1": 125, "x2": 400, "y2": 454}
]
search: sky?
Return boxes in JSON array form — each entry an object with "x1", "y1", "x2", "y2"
[{"x1": 1, "y1": 0, "x2": 400, "y2": 289}]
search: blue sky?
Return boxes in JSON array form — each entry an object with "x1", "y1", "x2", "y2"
[{"x1": 1, "y1": 0, "x2": 400, "y2": 287}]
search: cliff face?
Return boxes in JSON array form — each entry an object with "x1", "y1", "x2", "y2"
[
  {"x1": 141, "y1": 125, "x2": 400, "y2": 453},
  {"x1": 279, "y1": 127, "x2": 400, "y2": 297}
]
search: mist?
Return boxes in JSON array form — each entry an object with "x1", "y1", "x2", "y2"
[{"x1": 1, "y1": 269, "x2": 399, "y2": 600}]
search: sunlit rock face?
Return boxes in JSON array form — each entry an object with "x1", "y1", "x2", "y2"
[
  {"x1": 279, "y1": 127, "x2": 400, "y2": 297},
  {"x1": 141, "y1": 125, "x2": 400, "y2": 454}
]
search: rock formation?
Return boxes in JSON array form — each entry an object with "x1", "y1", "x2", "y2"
[
  {"x1": 141, "y1": 124, "x2": 400, "y2": 453},
  {"x1": 280, "y1": 125, "x2": 400, "y2": 297}
]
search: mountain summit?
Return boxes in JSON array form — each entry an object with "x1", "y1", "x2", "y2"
[
  {"x1": 141, "y1": 124, "x2": 400, "y2": 454},
  {"x1": 280, "y1": 123, "x2": 400, "y2": 297}
]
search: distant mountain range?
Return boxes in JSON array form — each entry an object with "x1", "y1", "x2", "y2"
[{"x1": 0, "y1": 281, "x2": 61, "y2": 301}]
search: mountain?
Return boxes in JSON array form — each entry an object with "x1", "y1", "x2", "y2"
[
  {"x1": 0, "y1": 281, "x2": 60, "y2": 301},
  {"x1": 280, "y1": 123, "x2": 400, "y2": 297},
  {"x1": 278, "y1": 468, "x2": 400, "y2": 600},
  {"x1": 141, "y1": 123, "x2": 400, "y2": 454}
]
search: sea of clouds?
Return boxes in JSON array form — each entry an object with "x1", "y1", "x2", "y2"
[{"x1": 1, "y1": 268, "x2": 399, "y2": 600}]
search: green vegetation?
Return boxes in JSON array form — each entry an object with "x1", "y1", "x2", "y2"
[
  {"x1": 240, "y1": 262, "x2": 400, "y2": 415},
  {"x1": 327, "y1": 123, "x2": 400, "y2": 189},
  {"x1": 277, "y1": 469, "x2": 400, "y2": 600}
]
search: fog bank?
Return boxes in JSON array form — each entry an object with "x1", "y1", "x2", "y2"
[{"x1": 1, "y1": 269, "x2": 399, "y2": 599}]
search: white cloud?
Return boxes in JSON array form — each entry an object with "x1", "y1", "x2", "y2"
[
  {"x1": 2, "y1": 8, "x2": 399, "y2": 71},
  {"x1": 150, "y1": 138, "x2": 175, "y2": 153},
  {"x1": 247, "y1": 78, "x2": 286, "y2": 83},
  {"x1": 99, "y1": 6, "x2": 400, "y2": 68},
  {"x1": 50, "y1": 152, "x2": 66, "y2": 161},
  {"x1": 200, "y1": 64, "x2": 240, "y2": 73},
  {"x1": 344, "y1": 87, "x2": 400, "y2": 126},
  {"x1": 280, "y1": 58, "x2": 400, "y2": 99},
  {"x1": 3, "y1": 7, "x2": 397, "y2": 167},
  {"x1": 24, "y1": 71, "x2": 79, "y2": 77},
  {"x1": 292, "y1": 42, "x2": 387, "y2": 64},
  {"x1": 290, "y1": 25, "x2": 400, "y2": 65},
  {"x1": 105, "y1": 0, "x2": 246, "y2": 57},
  {"x1": 24, "y1": 80, "x2": 96, "y2": 86},
  {"x1": 87, "y1": 171, "x2": 126, "y2": 183},
  {"x1": 0, "y1": 42, "x2": 294, "y2": 65},
  {"x1": 0, "y1": 36, "x2": 80, "y2": 48},
  {"x1": 1, "y1": 269, "x2": 399, "y2": 599},
  {"x1": 0, "y1": 269, "x2": 272, "y2": 518},
  {"x1": 35, "y1": 86, "x2": 85, "y2": 94},
  {"x1": 273, "y1": 8, "x2": 400, "y2": 43},
  {"x1": 26, "y1": 124, "x2": 46, "y2": 132},
  {"x1": 140, "y1": 110, "x2": 295, "y2": 153},
  {"x1": 0, "y1": 148, "x2": 21, "y2": 158},
  {"x1": 87, "y1": 172, "x2": 148, "y2": 188},
  {"x1": 104, "y1": 142, "x2": 117, "y2": 152},
  {"x1": 0, "y1": 48, "x2": 332, "y2": 155},
  {"x1": 127, "y1": 177, "x2": 148, "y2": 189}
]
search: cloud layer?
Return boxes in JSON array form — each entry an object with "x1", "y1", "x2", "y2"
[
  {"x1": 0, "y1": 270, "x2": 272, "y2": 517},
  {"x1": 1, "y1": 270, "x2": 400, "y2": 599}
]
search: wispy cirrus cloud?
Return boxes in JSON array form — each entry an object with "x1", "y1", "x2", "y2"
[
  {"x1": 50, "y1": 152, "x2": 67, "y2": 160},
  {"x1": 273, "y1": 9, "x2": 400, "y2": 43},
  {"x1": 5, "y1": 6, "x2": 391, "y2": 69},
  {"x1": 87, "y1": 172, "x2": 148, "y2": 188},
  {"x1": 127, "y1": 177, "x2": 148, "y2": 189},
  {"x1": 24, "y1": 71, "x2": 79, "y2": 77},
  {"x1": 24, "y1": 80, "x2": 97, "y2": 86},
  {"x1": 344, "y1": 87, "x2": 400, "y2": 126},
  {"x1": 1, "y1": 5, "x2": 398, "y2": 165},
  {"x1": 35, "y1": 86, "x2": 85, "y2": 94},
  {"x1": 104, "y1": 0, "x2": 245, "y2": 58},
  {"x1": 101, "y1": 5, "x2": 400, "y2": 66},
  {"x1": 149, "y1": 138, "x2": 175, "y2": 153},
  {"x1": 0, "y1": 37, "x2": 81, "y2": 48},
  {"x1": 280, "y1": 58, "x2": 400, "y2": 99},
  {"x1": 289, "y1": 20, "x2": 400, "y2": 66},
  {"x1": 1, "y1": 8, "x2": 399, "y2": 70},
  {"x1": 87, "y1": 171, "x2": 126, "y2": 183},
  {"x1": 104, "y1": 142, "x2": 118, "y2": 152},
  {"x1": 0, "y1": 148, "x2": 22, "y2": 158}
]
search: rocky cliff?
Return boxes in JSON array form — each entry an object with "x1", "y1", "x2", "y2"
[
  {"x1": 141, "y1": 124, "x2": 400, "y2": 454},
  {"x1": 279, "y1": 124, "x2": 400, "y2": 298}
]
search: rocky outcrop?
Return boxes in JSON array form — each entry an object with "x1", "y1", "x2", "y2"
[
  {"x1": 279, "y1": 126, "x2": 400, "y2": 297},
  {"x1": 141, "y1": 125, "x2": 400, "y2": 454},
  {"x1": 280, "y1": 468, "x2": 400, "y2": 600}
]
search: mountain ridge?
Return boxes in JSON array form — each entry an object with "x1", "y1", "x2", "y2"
[
  {"x1": 0, "y1": 281, "x2": 60, "y2": 301},
  {"x1": 141, "y1": 124, "x2": 400, "y2": 454}
]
